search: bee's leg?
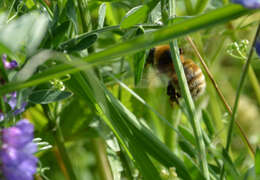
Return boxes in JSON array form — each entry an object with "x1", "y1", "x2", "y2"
[
  {"x1": 179, "y1": 48, "x2": 184, "y2": 55},
  {"x1": 167, "y1": 81, "x2": 179, "y2": 106}
]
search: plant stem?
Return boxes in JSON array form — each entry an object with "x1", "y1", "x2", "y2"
[
  {"x1": 92, "y1": 138, "x2": 113, "y2": 180},
  {"x1": 194, "y1": 0, "x2": 209, "y2": 14},
  {"x1": 42, "y1": 105, "x2": 77, "y2": 180},
  {"x1": 184, "y1": 0, "x2": 193, "y2": 15},
  {"x1": 164, "y1": 108, "x2": 181, "y2": 151},
  {"x1": 53, "y1": 127, "x2": 77, "y2": 180},
  {"x1": 168, "y1": 0, "x2": 209, "y2": 179},
  {"x1": 226, "y1": 24, "x2": 259, "y2": 153},
  {"x1": 0, "y1": 97, "x2": 6, "y2": 114},
  {"x1": 117, "y1": 59, "x2": 124, "y2": 101},
  {"x1": 186, "y1": 36, "x2": 255, "y2": 156},
  {"x1": 161, "y1": 0, "x2": 168, "y2": 24},
  {"x1": 0, "y1": 5, "x2": 254, "y2": 96},
  {"x1": 170, "y1": 40, "x2": 210, "y2": 180},
  {"x1": 0, "y1": 96, "x2": 8, "y2": 127},
  {"x1": 109, "y1": 73, "x2": 183, "y2": 138},
  {"x1": 39, "y1": 0, "x2": 53, "y2": 18},
  {"x1": 76, "y1": 0, "x2": 88, "y2": 32},
  {"x1": 248, "y1": 65, "x2": 260, "y2": 106},
  {"x1": 220, "y1": 23, "x2": 260, "y2": 180},
  {"x1": 7, "y1": 0, "x2": 16, "y2": 19}
]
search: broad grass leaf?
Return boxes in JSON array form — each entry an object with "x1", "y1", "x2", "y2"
[
  {"x1": 50, "y1": 21, "x2": 70, "y2": 48},
  {"x1": 121, "y1": 5, "x2": 149, "y2": 29},
  {"x1": 29, "y1": 89, "x2": 72, "y2": 104},
  {"x1": 0, "y1": 5, "x2": 254, "y2": 95},
  {"x1": 59, "y1": 34, "x2": 98, "y2": 52}
]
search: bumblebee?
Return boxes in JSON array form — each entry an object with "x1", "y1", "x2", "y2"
[{"x1": 146, "y1": 45, "x2": 206, "y2": 103}]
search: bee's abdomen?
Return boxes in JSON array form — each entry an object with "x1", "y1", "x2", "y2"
[
  {"x1": 170, "y1": 60, "x2": 206, "y2": 98},
  {"x1": 183, "y1": 60, "x2": 206, "y2": 98}
]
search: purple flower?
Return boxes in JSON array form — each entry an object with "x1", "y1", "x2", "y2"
[
  {"x1": 232, "y1": 0, "x2": 260, "y2": 9},
  {"x1": 14, "y1": 102, "x2": 28, "y2": 115},
  {"x1": 2, "y1": 54, "x2": 18, "y2": 69},
  {"x1": 0, "y1": 54, "x2": 25, "y2": 121},
  {"x1": 2, "y1": 54, "x2": 17, "y2": 69},
  {"x1": 256, "y1": 36, "x2": 260, "y2": 57},
  {"x1": 0, "y1": 92, "x2": 27, "y2": 120},
  {"x1": 5, "y1": 92, "x2": 17, "y2": 110},
  {"x1": 0, "y1": 119, "x2": 38, "y2": 180}
]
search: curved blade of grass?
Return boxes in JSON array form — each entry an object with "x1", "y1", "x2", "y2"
[
  {"x1": 0, "y1": 5, "x2": 255, "y2": 96},
  {"x1": 108, "y1": 73, "x2": 183, "y2": 137},
  {"x1": 47, "y1": 55, "x2": 192, "y2": 179},
  {"x1": 70, "y1": 70, "x2": 163, "y2": 180},
  {"x1": 104, "y1": 88, "x2": 192, "y2": 179},
  {"x1": 2, "y1": 47, "x2": 195, "y2": 179},
  {"x1": 121, "y1": 5, "x2": 149, "y2": 29}
]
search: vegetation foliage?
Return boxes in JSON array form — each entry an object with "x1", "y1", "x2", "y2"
[{"x1": 0, "y1": 0, "x2": 260, "y2": 179}]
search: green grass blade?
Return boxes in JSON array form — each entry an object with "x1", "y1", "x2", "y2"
[
  {"x1": 0, "y1": 5, "x2": 255, "y2": 96},
  {"x1": 255, "y1": 148, "x2": 260, "y2": 177}
]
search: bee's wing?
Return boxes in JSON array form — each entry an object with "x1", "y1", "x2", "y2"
[{"x1": 135, "y1": 68, "x2": 169, "y2": 89}]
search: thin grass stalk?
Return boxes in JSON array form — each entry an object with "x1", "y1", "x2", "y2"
[
  {"x1": 117, "y1": 59, "x2": 124, "y2": 101},
  {"x1": 53, "y1": 127, "x2": 77, "y2": 180},
  {"x1": 226, "y1": 24, "x2": 260, "y2": 153},
  {"x1": 169, "y1": 0, "x2": 209, "y2": 179},
  {"x1": 108, "y1": 73, "x2": 184, "y2": 138},
  {"x1": 77, "y1": 0, "x2": 88, "y2": 32},
  {"x1": 66, "y1": 53, "x2": 114, "y2": 179},
  {"x1": 0, "y1": 97, "x2": 6, "y2": 115},
  {"x1": 164, "y1": 108, "x2": 181, "y2": 151},
  {"x1": 170, "y1": 40, "x2": 210, "y2": 180},
  {"x1": 0, "y1": 5, "x2": 254, "y2": 96},
  {"x1": 220, "y1": 24, "x2": 260, "y2": 180},
  {"x1": 92, "y1": 138, "x2": 113, "y2": 180},
  {"x1": 194, "y1": 0, "x2": 209, "y2": 14},
  {"x1": 0, "y1": 96, "x2": 8, "y2": 128},
  {"x1": 184, "y1": 0, "x2": 193, "y2": 15},
  {"x1": 52, "y1": 147, "x2": 70, "y2": 180},
  {"x1": 42, "y1": 105, "x2": 78, "y2": 180},
  {"x1": 248, "y1": 65, "x2": 260, "y2": 107},
  {"x1": 186, "y1": 36, "x2": 255, "y2": 157},
  {"x1": 161, "y1": 0, "x2": 168, "y2": 24},
  {"x1": 39, "y1": 0, "x2": 53, "y2": 18},
  {"x1": 7, "y1": 0, "x2": 16, "y2": 19}
]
